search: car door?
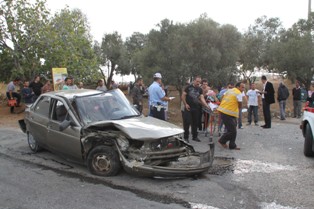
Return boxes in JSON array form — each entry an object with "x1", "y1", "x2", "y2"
[
  {"x1": 46, "y1": 98, "x2": 82, "y2": 161},
  {"x1": 28, "y1": 96, "x2": 51, "y2": 146}
]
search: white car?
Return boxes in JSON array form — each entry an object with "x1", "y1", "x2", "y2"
[{"x1": 300, "y1": 101, "x2": 314, "y2": 156}]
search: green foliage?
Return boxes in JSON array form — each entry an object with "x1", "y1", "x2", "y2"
[
  {"x1": 1, "y1": 2, "x2": 313, "y2": 91},
  {"x1": 270, "y1": 19, "x2": 314, "y2": 89},
  {"x1": 0, "y1": 1, "x2": 100, "y2": 83},
  {"x1": 139, "y1": 15, "x2": 241, "y2": 93},
  {"x1": 0, "y1": 48, "x2": 14, "y2": 82},
  {"x1": 99, "y1": 32, "x2": 127, "y2": 88},
  {"x1": 40, "y1": 8, "x2": 100, "y2": 83},
  {"x1": 238, "y1": 16, "x2": 284, "y2": 84},
  {"x1": 124, "y1": 32, "x2": 147, "y2": 80},
  {"x1": 0, "y1": 0, "x2": 50, "y2": 80}
]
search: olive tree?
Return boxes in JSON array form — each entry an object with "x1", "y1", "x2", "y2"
[
  {"x1": 41, "y1": 8, "x2": 99, "y2": 82},
  {"x1": 0, "y1": 0, "x2": 50, "y2": 79}
]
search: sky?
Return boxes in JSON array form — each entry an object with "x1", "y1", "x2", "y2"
[{"x1": 46, "y1": 0, "x2": 310, "y2": 42}]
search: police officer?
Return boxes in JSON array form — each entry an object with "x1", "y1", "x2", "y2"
[{"x1": 148, "y1": 73, "x2": 172, "y2": 120}]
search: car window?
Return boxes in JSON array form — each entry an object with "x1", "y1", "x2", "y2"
[
  {"x1": 71, "y1": 101, "x2": 81, "y2": 120},
  {"x1": 75, "y1": 89, "x2": 139, "y2": 124},
  {"x1": 34, "y1": 96, "x2": 50, "y2": 117},
  {"x1": 52, "y1": 100, "x2": 68, "y2": 122}
]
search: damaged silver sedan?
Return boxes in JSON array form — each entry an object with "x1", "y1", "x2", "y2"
[{"x1": 19, "y1": 89, "x2": 214, "y2": 177}]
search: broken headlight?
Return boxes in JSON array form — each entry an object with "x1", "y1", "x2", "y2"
[
  {"x1": 116, "y1": 136, "x2": 129, "y2": 151},
  {"x1": 150, "y1": 135, "x2": 181, "y2": 151}
]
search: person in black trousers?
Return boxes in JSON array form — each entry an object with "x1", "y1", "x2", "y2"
[
  {"x1": 292, "y1": 81, "x2": 302, "y2": 118},
  {"x1": 260, "y1": 75, "x2": 275, "y2": 129},
  {"x1": 181, "y1": 76, "x2": 209, "y2": 142}
]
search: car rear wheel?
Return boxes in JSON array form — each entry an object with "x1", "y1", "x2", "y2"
[
  {"x1": 27, "y1": 132, "x2": 41, "y2": 153},
  {"x1": 87, "y1": 146, "x2": 121, "y2": 176},
  {"x1": 304, "y1": 123, "x2": 314, "y2": 157}
]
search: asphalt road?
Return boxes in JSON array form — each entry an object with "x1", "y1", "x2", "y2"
[{"x1": 0, "y1": 117, "x2": 313, "y2": 209}]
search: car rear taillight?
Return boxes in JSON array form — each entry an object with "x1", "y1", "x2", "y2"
[
  {"x1": 304, "y1": 102, "x2": 314, "y2": 113},
  {"x1": 167, "y1": 143, "x2": 173, "y2": 149}
]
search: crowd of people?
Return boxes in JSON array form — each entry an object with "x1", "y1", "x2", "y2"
[
  {"x1": 6, "y1": 73, "x2": 314, "y2": 151},
  {"x1": 144, "y1": 73, "x2": 314, "y2": 151},
  {"x1": 5, "y1": 75, "x2": 121, "y2": 113}
]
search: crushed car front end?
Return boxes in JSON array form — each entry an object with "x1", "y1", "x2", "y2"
[
  {"x1": 115, "y1": 137, "x2": 214, "y2": 177},
  {"x1": 82, "y1": 117, "x2": 215, "y2": 177}
]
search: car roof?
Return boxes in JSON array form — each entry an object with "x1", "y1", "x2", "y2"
[{"x1": 42, "y1": 89, "x2": 103, "y2": 100}]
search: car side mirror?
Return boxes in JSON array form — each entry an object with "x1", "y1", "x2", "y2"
[{"x1": 59, "y1": 119, "x2": 72, "y2": 131}]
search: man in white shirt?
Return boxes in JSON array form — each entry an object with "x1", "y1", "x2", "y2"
[
  {"x1": 62, "y1": 76, "x2": 78, "y2": 90},
  {"x1": 246, "y1": 83, "x2": 261, "y2": 126}
]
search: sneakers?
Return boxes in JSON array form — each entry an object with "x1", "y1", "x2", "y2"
[{"x1": 192, "y1": 137, "x2": 201, "y2": 142}]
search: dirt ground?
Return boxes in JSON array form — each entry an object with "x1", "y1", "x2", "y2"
[
  {"x1": 0, "y1": 104, "x2": 25, "y2": 128},
  {"x1": 0, "y1": 86, "x2": 183, "y2": 129},
  {"x1": 0, "y1": 78, "x2": 303, "y2": 129}
]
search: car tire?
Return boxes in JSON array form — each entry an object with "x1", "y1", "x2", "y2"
[
  {"x1": 27, "y1": 132, "x2": 42, "y2": 153},
  {"x1": 87, "y1": 146, "x2": 121, "y2": 176},
  {"x1": 304, "y1": 123, "x2": 314, "y2": 157}
]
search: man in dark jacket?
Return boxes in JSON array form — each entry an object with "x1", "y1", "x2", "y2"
[
  {"x1": 29, "y1": 75, "x2": 43, "y2": 102},
  {"x1": 292, "y1": 81, "x2": 302, "y2": 118},
  {"x1": 277, "y1": 81, "x2": 289, "y2": 120},
  {"x1": 260, "y1": 75, "x2": 275, "y2": 128},
  {"x1": 131, "y1": 78, "x2": 145, "y2": 113}
]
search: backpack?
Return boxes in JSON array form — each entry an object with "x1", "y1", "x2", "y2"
[{"x1": 301, "y1": 88, "x2": 308, "y2": 102}]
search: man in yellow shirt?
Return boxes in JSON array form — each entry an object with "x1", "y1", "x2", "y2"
[{"x1": 217, "y1": 82, "x2": 245, "y2": 150}]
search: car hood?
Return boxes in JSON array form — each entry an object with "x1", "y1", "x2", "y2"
[{"x1": 83, "y1": 116, "x2": 183, "y2": 140}]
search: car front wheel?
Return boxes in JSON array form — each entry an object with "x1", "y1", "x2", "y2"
[
  {"x1": 27, "y1": 132, "x2": 41, "y2": 153},
  {"x1": 304, "y1": 123, "x2": 314, "y2": 157},
  {"x1": 87, "y1": 146, "x2": 121, "y2": 176}
]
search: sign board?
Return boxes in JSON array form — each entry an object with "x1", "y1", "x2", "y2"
[{"x1": 52, "y1": 68, "x2": 67, "y2": 91}]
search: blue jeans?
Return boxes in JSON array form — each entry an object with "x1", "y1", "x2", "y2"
[
  {"x1": 279, "y1": 100, "x2": 286, "y2": 119},
  {"x1": 238, "y1": 108, "x2": 242, "y2": 128},
  {"x1": 247, "y1": 105, "x2": 258, "y2": 124},
  {"x1": 293, "y1": 100, "x2": 302, "y2": 118}
]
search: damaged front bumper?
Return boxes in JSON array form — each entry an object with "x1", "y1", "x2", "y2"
[{"x1": 116, "y1": 141, "x2": 215, "y2": 177}]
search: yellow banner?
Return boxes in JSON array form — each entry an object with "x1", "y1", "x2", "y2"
[{"x1": 52, "y1": 68, "x2": 67, "y2": 91}]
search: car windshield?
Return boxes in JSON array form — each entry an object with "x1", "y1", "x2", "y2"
[{"x1": 75, "y1": 89, "x2": 139, "y2": 125}]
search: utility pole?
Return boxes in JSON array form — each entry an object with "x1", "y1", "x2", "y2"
[{"x1": 309, "y1": 0, "x2": 312, "y2": 20}]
